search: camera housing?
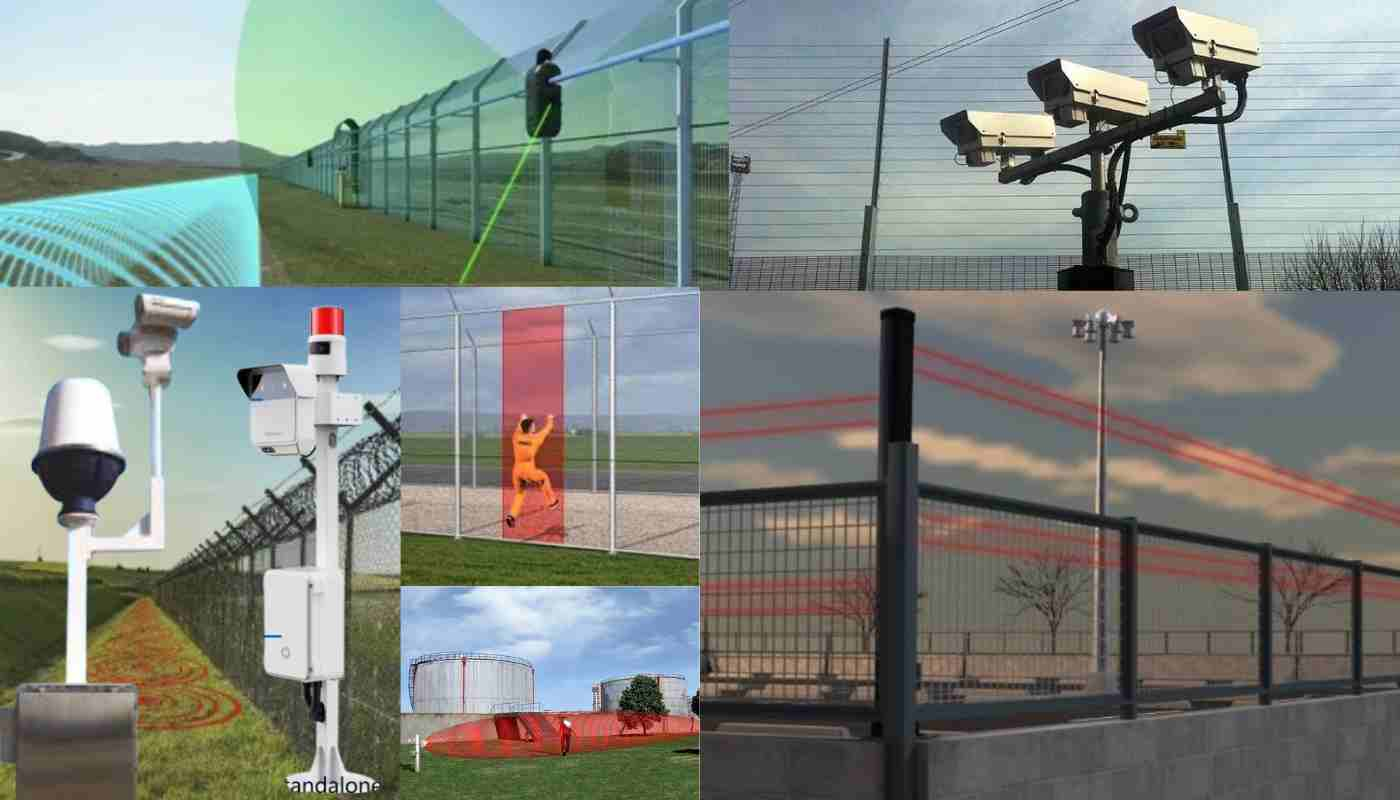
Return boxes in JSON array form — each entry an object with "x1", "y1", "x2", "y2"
[
  {"x1": 117, "y1": 293, "x2": 200, "y2": 388},
  {"x1": 1027, "y1": 60, "x2": 1150, "y2": 127},
  {"x1": 1131, "y1": 7, "x2": 1261, "y2": 87},
  {"x1": 940, "y1": 111, "x2": 1056, "y2": 167},
  {"x1": 237, "y1": 364, "x2": 317, "y2": 456},
  {"x1": 32, "y1": 379, "x2": 126, "y2": 528}
]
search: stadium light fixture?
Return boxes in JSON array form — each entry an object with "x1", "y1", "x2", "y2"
[{"x1": 942, "y1": 6, "x2": 1259, "y2": 290}]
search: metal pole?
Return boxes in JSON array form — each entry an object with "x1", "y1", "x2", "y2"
[
  {"x1": 1216, "y1": 97, "x2": 1249, "y2": 290},
  {"x1": 471, "y1": 340, "x2": 479, "y2": 490},
  {"x1": 1092, "y1": 327, "x2": 1108, "y2": 677},
  {"x1": 858, "y1": 38, "x2": 891, "y2": 292},
  {"x1": 471, "y1": 59, "x2": 507, "y2": 242},
  {"x1": 1259, "y1": 543, "x2": 1273, "y2": 705},
  {"x1": 609, "y1": 299, "x2": 617, "y2": 554},
  {"x1": 1353, "y1": 562, "x2": 1364, "y2": 695},
  {"x1": 453, "y1": 318, "x2": 461, "y2": 539},
  {"x1": 66, "y1": 525, "x2": 90, "y2": 683},
  {"x1": 589, "y1": 322, "x2": 598, "y2": 493},
  {"x1": 1120, "y1": 517, "x2": 1138, "y2": 720},
  {"x1": 879, "y1": 441, "x2": 918, "y2": 800},
  {"x1": 877, "y1": 307, "x2": 915, "y2": 482},
  {"x1": 675, "y1": 0, "x2": 696, "y2": 287},
  {"x1": 541, "y1": 138, "x2": 553, "y2": 265}
]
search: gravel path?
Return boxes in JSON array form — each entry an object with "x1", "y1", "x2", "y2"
[{"x1": 403, "y1": 485, "x2": 697, "y2": 558}]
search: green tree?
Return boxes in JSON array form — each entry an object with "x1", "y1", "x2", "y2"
[{"x1": 617, "y1": 675, "x2": 668, "y2": 734}]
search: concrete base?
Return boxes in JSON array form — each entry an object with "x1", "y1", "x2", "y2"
[{"x1": 1057, "y1": 265, "x2": 1135, "y2": 290}]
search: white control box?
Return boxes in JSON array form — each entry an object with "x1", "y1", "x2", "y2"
[{"x1": 264, "y1": 568, "x2": 345, "y2": 682}]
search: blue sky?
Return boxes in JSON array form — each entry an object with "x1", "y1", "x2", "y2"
[
  {"x1": 730, "y1": 0, "x2": 1400, "y2": 257},
  {"x1": 400, "y1": 288, "x2": 700, "y2": 428},
  {"x1": 704, "y1": 293, "x2": 1400, "y2": 566},
  {"x1": 0, "y1": 288, "x2": 399, "y2": 568},
  {"x1": 0, "y1": 0, "x2": 713, "y2": 152},
  {"x1": 400, "y1": 587, "x2": 699, "y2": 712}
]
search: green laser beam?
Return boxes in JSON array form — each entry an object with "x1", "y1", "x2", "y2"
[{"x1": 459, "y1": 104, "x2": 554, "y2": 284}]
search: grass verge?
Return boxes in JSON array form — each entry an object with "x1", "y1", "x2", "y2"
[{"x1": 401, "y1": 533, "x2": 697, "y2": 586}]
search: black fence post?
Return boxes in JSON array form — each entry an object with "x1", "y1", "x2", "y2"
[
  {"x1": 1119, "y1": 517, "x2": 1138, "y2": 720},
  {"x1": 876, "y1": 307, "x2": 916, "y2": 800},
  {"x1": 1353, "y1": 562, "x2": 1364, "y2": 695},
  {"x1": 1259, "y1": 543, "x2": 1273, "y2": 706}
]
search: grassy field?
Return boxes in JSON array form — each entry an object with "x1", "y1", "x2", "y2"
[
  {"x1": 401, "y1": 735, "x2": 699, "y2": 800},
  {"x1": 0, "y1": 559, "x2": 157, "y2": 688},
  {"x1": 0, "y1": 159, "x2": 232, "y2": 205},
  {"x1": 401, "y1": 534, "x2": 698, "y2": 586},
  {"x1": 404, "y1": 432, "x2": 698, "y2": 469},
  {"x1": 0, "y1": 599, "x2": 349, "y2": 799}
]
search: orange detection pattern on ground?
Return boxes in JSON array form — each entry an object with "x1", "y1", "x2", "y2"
[{"x1": 87, "y1": 598, "x2": 243, "y2": 730}]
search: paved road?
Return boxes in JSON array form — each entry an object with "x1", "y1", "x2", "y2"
[{"x1": 404, "y1": 463, "x2": 697, "y2": 494}]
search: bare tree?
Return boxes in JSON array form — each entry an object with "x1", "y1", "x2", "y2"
[
  {"x1": 1282, "y1": 221, "x2": 1400, "y2": 290},
  {"x1": 816, "y1": 572, "x2": 879, "y2": 653},
  {"x1": 1224, "y1": 540, "x2": 1349, "y2": 680},
  {"x1": 994, "y1": 552, "x2": 1093, "y2": 655}
]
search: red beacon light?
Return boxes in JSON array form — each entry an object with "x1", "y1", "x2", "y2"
[{"x1": 311, "y1": 306, "x2": 345, "y2": 337}]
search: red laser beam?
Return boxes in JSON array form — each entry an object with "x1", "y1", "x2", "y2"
[
  {"x1": 915, "y1": 365, "x2": 1400, "y2": 527},
  {"x1": 700, "y1": 418, "x2": 876, "y2": 441},
  {"x1": 916, "y1": 345, "x2": 1400, "y2": 521}
]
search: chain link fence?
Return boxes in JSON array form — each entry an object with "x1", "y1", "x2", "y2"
[
  {"x1": 154, "y1": 394, "x2": 401, "y2": 793},
  {"x1": 717, "y1": 251, "x2": 1346, "y2": 290}
]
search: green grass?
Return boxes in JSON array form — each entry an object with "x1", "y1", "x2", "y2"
[
  {"x1": 0, "y1": 600, "x2": 345, "y2": 799},
  {"x1": 257, "y1": 179, "x2": 628, "y2": 285},
  {"x1": 0, "y1": 560, "x2": 156, "y2": 688},
  {"x1": 403, "y1": 432, "x2": 698, "y2": 470},
  {"x1": 401, "y1": 534, "x2": 697, "y2": 586},
  {"x1": 401, "y1": 735, "x2": 698, "y2": 800}
]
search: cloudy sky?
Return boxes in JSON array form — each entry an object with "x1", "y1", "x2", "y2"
[
  {"x1": 400, "y1": 587, "x2": 699, "y2": 712},
  {"x1": 400, "y1": 288, "x2": 699, "y2": 429},
  {"x1": 703, "y1": 292, "x2": 1400, "y2": 565},
  {"x1": 730, "y1": 0, "x2": 1400, "y2": 257},
  {"x1": 2, "y1": 0, "x2": 724, "y2": 156},
  {"x1": 0, "y1": 288, "x2": 399, "y2": 568}
]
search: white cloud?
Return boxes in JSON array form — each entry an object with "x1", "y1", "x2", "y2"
[
  {"x1": 702, "y1": 459, "x2": 829, "y2": 489},
  {"x1": 706, "y1": 294, "x2": 1340, "y2": 403},
  {"x1": 1318, "y1": 446, "x2": 1400, "y2": 486},
  {"x1": 833, "y1": 426, "x2": 1347, "y2": 522},
  {"x1": 42, "y1": 335, "x2": 103, "y2": 352},
  {"x1": 0, "y1": 415, "x2": 42, "y2": 436}
]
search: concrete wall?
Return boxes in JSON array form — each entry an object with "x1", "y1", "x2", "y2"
[
  {"x1": 400, "y1": 713, "x2": 492, "y2": 744},
  {"x1": 701, "y1": 689, "x2": 1400, "y2": 799}
]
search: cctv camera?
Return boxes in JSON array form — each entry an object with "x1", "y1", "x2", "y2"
[
  {"x1": 940, "y1": 111, "x2": 1056, "y2": 167},
  {"x1": 118, "y1": 293, "x2": 200, "y2": 387},
  {"x1": 1027, "y1": 60, "x2": 1150, "y2": 127},
  {"x1": 135, "y1": 294, "x2": 199, "y2": 330},
  {"x1": 1131, "y1": 7, "x2": 1261, "y2": 87},
  {"x1": 31, "y1": 379, "x2": 126, "y2": 528},
  {"x1": 237, "y1": 364, "x2": 317, "y2": 456}
]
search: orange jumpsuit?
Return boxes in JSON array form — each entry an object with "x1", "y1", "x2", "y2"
[{"x1": 510, "y1": 416, "x2": 557, "y2": 518}]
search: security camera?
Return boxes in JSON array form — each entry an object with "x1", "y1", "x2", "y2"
[
  {"x1": 1131, "y1": 7, "x2": 1261, "y2": 87},
  {"x1": 237, "y1": 364, "x2": 317, "y2": 456},
  {"x1": 940, "y1": 111, "x2": 1056, "y2": 167},
  {"x1": 1027, "y1": 60, "x2": 1150, "y2": 127},
  {"x1": 117, "y1": 293, "x2": 200, "y2": 387},
  {"x1": 31, "y1": 379, "x2": 126, "y2": 529}
]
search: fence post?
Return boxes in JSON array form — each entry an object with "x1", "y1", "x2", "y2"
[
  {"x1": 1259, "y1": 543, "x2": 1273, "y2": 706},
  {"x1": 1353, "y1": 561, "x2": 1364, "y2": 695},
  {"x1": 540, "y1": 138, "x2": 553, "y2": 265},
  {"x1": 675, "y1": 0, "x2": 695, "y2": 286},
  {"x1": 879, "y1": 441, "x2": 918, "y2": 800},
  {"x1": 876, "y1": 305, "x2": 916, "y2": 800},
  {"x1": 1119, "y1": 517, "x2": 1138, "y2": 720}
]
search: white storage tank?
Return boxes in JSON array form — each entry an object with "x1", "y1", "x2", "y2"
[
  {"x1": 592, "y1": 673, "x2": 689, "y2": 717},
  {"x1": 408, "y1": 652, "x2": 535, "y2": 714}
]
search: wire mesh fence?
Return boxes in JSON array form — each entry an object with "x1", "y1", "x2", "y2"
[
  {"x1": 269, "y1": 0, "x2": 728, "y2": 286},
  {"x1": 400, "y1": 289, "x2": 699, "y2": 558},
  {"x1": 718, "y1": 251, "x2": 1349, "y2": 290},
  {"x1": 153, "y1": 394, "x2": 401, "y2": 792},
  {"x1": 701, "y1": 474, "x2": 1400, "y2": 731}
]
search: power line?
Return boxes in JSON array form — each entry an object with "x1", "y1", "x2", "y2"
[{"x1": 730, "y1": 0, "x2": 1085, "y2": 139}]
